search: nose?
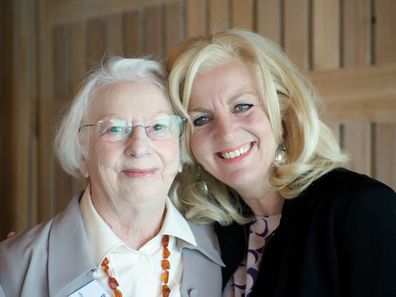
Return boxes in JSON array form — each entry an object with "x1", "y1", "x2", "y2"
[
  {"x1": 213, "y1": 113, "x2": 237, "y2": 141},
  {"x1": 124, "y1": 125, "x2": 150, "y2": 157}
]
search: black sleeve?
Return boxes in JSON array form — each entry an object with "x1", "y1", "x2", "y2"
[{"x1": 338, "y1": 181, "x2": 396, "y2": 297}]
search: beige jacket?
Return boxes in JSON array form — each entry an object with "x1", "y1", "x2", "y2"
[{"x1": 0, "y1": 194, "x2": 223, "y2": 297}]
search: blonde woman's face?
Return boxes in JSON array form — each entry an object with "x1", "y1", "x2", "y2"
[{"x1": 188, "y1": 58, "x2": 277, "y2": 195}]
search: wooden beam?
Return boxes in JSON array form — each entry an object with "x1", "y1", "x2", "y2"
[
  {"x1": 308, "y1": 64, "x2": 396, "y2": 123},
  {"x1": 48, "y1": 0, "x2": 180, "y2": 26}
]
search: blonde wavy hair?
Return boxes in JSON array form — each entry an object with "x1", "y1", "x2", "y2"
[{"x1": 167, "y1": 29, "x2": 348, "y2": 225}]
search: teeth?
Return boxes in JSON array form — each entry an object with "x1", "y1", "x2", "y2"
[{"x1": 221, "y1": 143, "x2": 251, "y2": 159}]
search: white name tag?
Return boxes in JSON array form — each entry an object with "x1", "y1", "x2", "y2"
[{"x1": 69, "y1": 280, "x2": 111, "y2": 297}]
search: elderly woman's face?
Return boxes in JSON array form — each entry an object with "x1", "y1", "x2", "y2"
[
  {"x1": 188, "y1": 58, "x2": 277, "y2": 194},
  {"x1": 83, "y1": 81, "x2": 181, "y2": 203}
]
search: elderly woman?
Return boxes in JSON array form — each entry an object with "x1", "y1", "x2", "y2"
[
  {"x1": 0, "y1": 58, "x2": 223, "y2": 297},
  {"x1": 167, "y1": 29, "x2": 396, "y2": 297}
]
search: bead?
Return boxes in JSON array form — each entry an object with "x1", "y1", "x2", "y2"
[
  {"x1": 163, "y1": 247, "x2": 170, "y2": 258},
  {"x1": 162, "y1": 235, "x2": 169, "y2": 247},
  {"x1": 103, "y1": 265, "x2": 109, "y2": 275},
  {"x1": 160, "y1": 271, "x2": 169, "y2": 283},
  {"x1": 101, "y1": 257, "x2": 109, "y2": 266},
  {"x1": 109, "y1": 277, "x2": 119, "y2": 289},
  {"x1": 161, "y1": 259, "x2": 170, "y2": 270},
  {"x1": 102, "y1": 234, "x2": 171, "y2": 297},
  {"x1": 162, "y1": 284, "x2": 171, "y2": 297},
  {"x1": 114, "y1": 288, "x2": 123, "y2": 297}
]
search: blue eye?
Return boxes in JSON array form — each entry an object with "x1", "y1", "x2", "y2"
[
  {"x1": 152, "y1": 123, "x2": 168, "y2": 131},
  {"x1": 193, "y1": 115, "x2": 211, "y2": 126},
  {"x1": 234, "y1": 103, "x2": 254, "y2": 113},
  {"x1": 109, "y1": 126, "x2": 124, "y2": 133}
]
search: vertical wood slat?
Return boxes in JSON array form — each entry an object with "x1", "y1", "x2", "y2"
[
  {"x1": 186, "y1": 0, "x2": 207, "y2": 37},
  {"x1": 105, "y1": 14, "x2": 124, "y2": 56},
  {"x1": 165, "y1": 1, "x2": 183, "y2": 54},
  {"x1": 69, "y1": 21, "x2": 87, "y2": 200},
  {"x1": 256, "y1": 0, "x2": 282, "y2": 44},
  {"x1": 312, "y1": 0, "x2": 340, "y2": 70},
  {"x1": 311, "y1": 0, "x2": 343, "y2": 172},
  {"x1": 231, "y1": 0, "x2": 254, "y2": 30},
  {"x1": 52, "y1": 25, "x2": 73, "y2": 212},
  {"x1": 342, "y1": 0, "x2": 372, "y2": 177},
  {"x1": 123, "y1": 10, "x2": 142, "y2": 57},
  {"x1": 12, "y1": 0, "x2": 36, "y2": 230},
  {"x1": 208, "y1": 0, "x2": 229, "y2": 33},
  {"x1": 373, "y1": 0, "x2": 396, "y2": 189},
  {"x1": 283, "y1": 0, "x2": 310, "y2": 69},
  {"x1": 37, "y1": 0, "x2": 55, "y2": 223},
  {"x1": 0, "y1": 0, "x2": 16, "y2": 236},
  {"x1": 144, "y1": 5, "x2": 163, "y2": 56},
  {"x1": 86, "y1": 18, "x2": 105, "y2": 65}
]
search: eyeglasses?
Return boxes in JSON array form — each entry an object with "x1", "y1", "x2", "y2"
[{"x1": 79, "y1": 115, "x2": 185, "y2": 142}]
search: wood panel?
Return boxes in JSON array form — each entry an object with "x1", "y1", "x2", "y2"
[
  {"x1": 342, "y1": 0, "x2": 372, "y2": 176},
  {"x1": 186, "y1": 0, "x2": 207, "y2": 37},
  {"x1": 208, "y1": 0, "x2": 229, "y2": 33},
  {"x1": 308, "y1": 64, "x2": 396, "y2": 123},
  {"x1": 311, "y1": 0, "x2": 342, "y2": 161},
  {"x1": 105, "y1": 14, "x2": 124, "y2": 56},
  {"x1": 37, "y1": 0, "x2": 55, "y2": 223},
  {"x1": 165, "y1": 1, "x2": 183, "y2": 53},
  {"x1": 284, "y1": 0, "x2": 310, "y2": 69},
  {"x1": 48, "y1": 0, "x2": 179, "y2": 25},
  {"x1": 231, "y1": 0, "x2": 254, "y2": 30},
  {"x1": 373, "y1": 0, "x2": 396, "y2": 189},
  {"x1": 312, "y1": 0, "x2": 340, "y2": 70},
  {"x1": 256, "y1": 0, "x2": 282, "y2": 44},
  {"x1": 0, "y1": 0, "x2": 15, "y2": 237},
  {"x1": 123, "y1": 10, "x2": 142, "y2": 57},
  {"x1": 144, "y1": 5, "x2": 163, "y2": 56},
  {"x1": 2, "y1": 0, "x2": 396, "y2": 237}
]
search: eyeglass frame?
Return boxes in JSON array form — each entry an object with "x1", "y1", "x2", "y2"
[{"x1": 78, "y1": 115, "x2": 187, "y2": 142}]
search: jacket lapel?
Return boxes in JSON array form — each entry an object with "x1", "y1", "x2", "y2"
[
  {"x1": 48, "y1": 194, "x2": 97, "y2": 297},
  {"x1": 180, "y1": 223, "x2": 224, "y2": 297}
]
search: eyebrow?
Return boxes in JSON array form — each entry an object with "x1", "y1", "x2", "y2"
[
  {"x1": 188, "y1": 90, "x2": 258, "y2": 113},
  {"x1": 97, "y1": 110, "x2": 174, "y2": 121}
]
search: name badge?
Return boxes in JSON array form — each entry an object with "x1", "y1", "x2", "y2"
[{"x1": 69, "y1": 280, "x2": 111, "y2": 297}]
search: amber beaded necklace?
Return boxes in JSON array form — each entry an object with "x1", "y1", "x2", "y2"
[{"x1": 101, "y1": 234, "x2": 171, "y2": 297}]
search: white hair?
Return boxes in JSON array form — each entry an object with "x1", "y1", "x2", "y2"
[{"x1": 55, "y1": 57, "x2": 168, "y2": 179}]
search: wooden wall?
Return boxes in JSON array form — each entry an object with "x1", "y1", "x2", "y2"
[{"x1": 1, "y1": 0, "x2": 395, "y2": 236}]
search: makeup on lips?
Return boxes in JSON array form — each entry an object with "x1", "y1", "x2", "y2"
[{"x1": 216, "y1": 142, "x2": 255, "y2": 162}]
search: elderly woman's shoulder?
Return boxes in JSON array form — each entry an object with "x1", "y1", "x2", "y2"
[{"x1": 0, "y1": 218, "x2": 54, "y2": 258}]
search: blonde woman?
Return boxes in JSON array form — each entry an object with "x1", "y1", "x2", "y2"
[{"x1": 167, "y1": 29, "x2": 396, "y2": 297}]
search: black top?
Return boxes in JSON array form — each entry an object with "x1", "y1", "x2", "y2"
[{"x1": 215, "y1": 168, "x2": 396, "y2": 297}]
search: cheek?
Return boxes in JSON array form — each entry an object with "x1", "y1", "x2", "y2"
[
  {"x1": 160, "y1": 141, "x2": 181, "y2": 171},
  {"x1": 89, "y1": 143, "x2": 122, "y2": 169}
]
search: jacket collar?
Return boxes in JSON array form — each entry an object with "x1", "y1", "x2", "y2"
[
  {"x1": 182, "y1": 222, "x2": 224, "y2": 267},
  {"x1": 47, "y1": 193, "x2": 224, "y2": 297},
  {"x1": 48, "y1": 193, "x2": 96, "y2": 297}
]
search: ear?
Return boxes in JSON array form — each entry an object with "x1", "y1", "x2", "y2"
[
  {"x1": 80, "y1": 160, "x2": 89, "y2": 178},
  {"x1": 177, "y1": 161, "x2": 183, "y2": 173}
]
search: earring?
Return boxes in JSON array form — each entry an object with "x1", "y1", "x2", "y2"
[
  {"x1": 196, "y1": 165, "x2": 208, "y2": 196},
  {"x1": 273, "y1": 143, "x2": 287, "y2": 166}
]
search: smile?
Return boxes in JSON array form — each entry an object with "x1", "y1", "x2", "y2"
[
  {"x1": 122, "y1": 168, "x2": 157, "y2": 178},
  {"x1": 218, "y1": 142, "x2": 253, "y2": 160}
]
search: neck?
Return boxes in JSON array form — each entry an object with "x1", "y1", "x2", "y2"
[
  {"x1": 237, "y1": 186, "x2": 284, "y2": 216},
  {"x1": 91, "y1": 190, "x2": 167, "y2": 250}
]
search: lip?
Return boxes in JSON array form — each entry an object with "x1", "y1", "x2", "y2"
[
  {"x1": 122, "y1": 168, "x2": 158, "y2": 178},
  {"x1": 216, "y1": 142, "x2": 255, "y2": 162}
]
